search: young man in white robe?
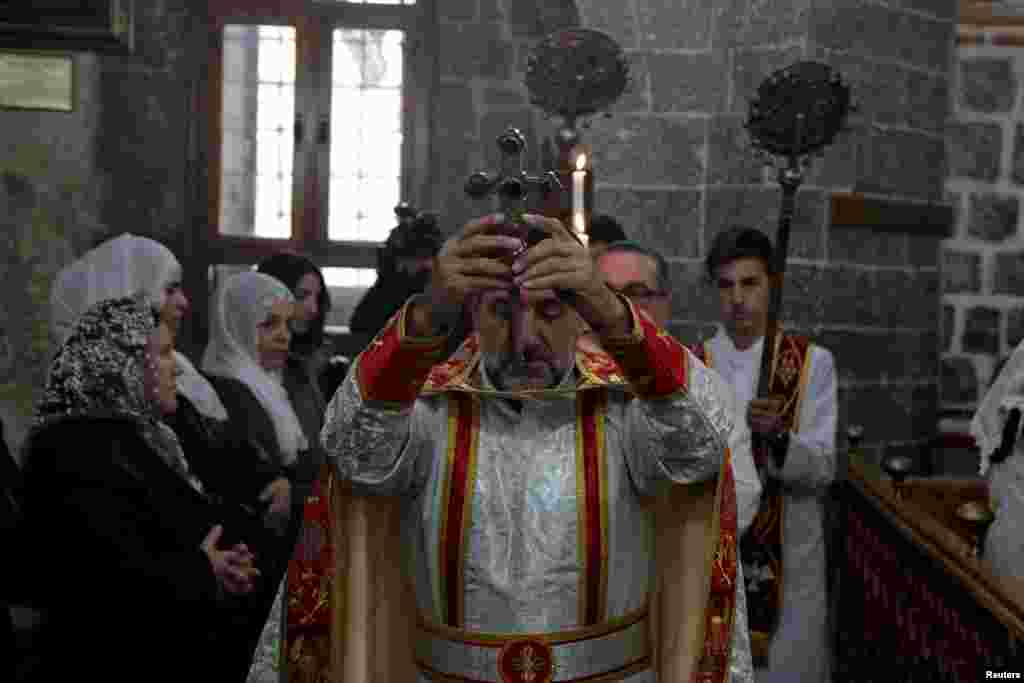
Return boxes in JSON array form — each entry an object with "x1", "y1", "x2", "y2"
[{"x1": 669, "y1": 227, "x2": 837, "y2": 683}]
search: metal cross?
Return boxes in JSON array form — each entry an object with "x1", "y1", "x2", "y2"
[{"x1": 464, "y1": 127, "x2": 562, "y2": 225}]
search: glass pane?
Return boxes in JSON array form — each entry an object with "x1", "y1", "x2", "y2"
[
  {"x1": 327, "y1": 28, "x2": 404, "y2": 243},
  {"x1": 322, "y1": 267, "x2": 378, "y2": 329},
  {"x1": 219, "y1": 25, "x2": 296, "y2": 239}
]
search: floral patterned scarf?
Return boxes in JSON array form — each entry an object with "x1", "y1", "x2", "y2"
[{"x1": 33, "y1": 297, "x2": 202, "y2": 492}]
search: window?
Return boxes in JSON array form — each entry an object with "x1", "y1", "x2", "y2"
[{"x1": 190, "y1": 0, "x2": 435, "y2": 349}]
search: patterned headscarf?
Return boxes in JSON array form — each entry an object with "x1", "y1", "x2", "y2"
[
  {"x1": 202, "y1": 271, "x2": 308, "y2": 465},
  {"x1": 49, "y1": 233, "x2": 229, "y2": 422},
  {"x1": 33, "y1": 297, "x2": 202, "y2": 492}
]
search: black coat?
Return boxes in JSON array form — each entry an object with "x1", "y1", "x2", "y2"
[{"x1": 19, "y1": 416, "x2": 241, "y2": 681}]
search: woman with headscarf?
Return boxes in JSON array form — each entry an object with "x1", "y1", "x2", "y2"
[
  {"x1": 971, "y1": 343, "x2": 1024, "y2": 581},
  {"x1": 256, "y1": 254, "x2": 341, "y2": 679},
  {"x1": 202, "y1": 271, "x2": 312, "y2": 682},
  {"x1": 49, "y1": 234, "x2": 291, "y2": 535},
  {"x1": 19, "y1": 297, "x2": 259, "y2": 681}
]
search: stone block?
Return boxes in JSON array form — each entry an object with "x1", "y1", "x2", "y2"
[
  {"x1": 704, "y1": 187, "x2": 826, "y2": 261},
  {"x1": 649, "y1": 50, "x2": 727, "y2": 114},
  {"x1": 890, "y1": 0, "x2": 957, "y2": 21},
  {"x1": 440, "y1": 22, "x2": 514, "y2": 81},
  {"x1": 947, "y1": 122, "x2": 1002, "y2": 182},
  {"x1": 506, "y1": 0, "x2": 544, "y2": 36},
  {"x1": 479, "y1": 0, "x2": 504, "y2": 21},
  {"x1": 668, "y1": 260, "x2": 720, "y2": 321},
  {"x1": 782, "y1": 263, "x2": 828, "y2": 326},
  {"x1": 941, "y1": 356, "x2": 979, "y2": 403},
  {"x1": 804, "y1": 125, "x2": 861, "y2": 189},
  {"x1": 1008, "y1": 306, "x2": 1024, "y2": 348},
  {"x1": 963, "y1": 306, "x2": 1000, "y2": 354},
  {"x1": 587, "y1": 115, "x2": 706, "y2": 187},
  {"x1": 666, "y1": 321, "x2": 718, "y2": 346},
  {"x1": 861, "y1": 129, "x2": 946, "y2": 201},
  {"x1": 729, "y1": 44, "x2": 805, "y2": 116},
  {"x1": 634, "y1": 0, "x2": 715, "y2": 50},
  {"x1": 967, "y1": 193, "x2": 1018, "y2": 242},
  {"x1": 440, "y1": 0, "x2": 477, "y2": 21},
  {"x1": 942, "y1": 248, "x2": 980, "y2": 294},
  {"x1": 911, "y1": 383, "x2": 940, "y2": 440},
  {"x1": 436, "y1": 82, "x2": 477, "y2": 142},
  {"x1": 809, "y1": 0, "x2": 888, "y2": 58},
  {"x1": 943, "y1": 304, "x2": 955, "y2": 352},
  {"x1": 577, "y1": 0, "x2": 637, "y2": 48},
  {"x1": 1011, "y1": 125, "x2": 1024, "y2": 187},
  {"x1": 828, "y1": 265, "x2": 879, "y2": 327},
  {"x1": 595, "y1": 188, "x2": 702, "y2": 258},
  {"x1": 994, "y1": 251, "x2": 1024, "y2": 296},
  {"x1": 905, "y1": 71, "x2": 949, "y2": 135},
  {"x1": 892, "y1": 11, "x2": 952, "y2": 73},
  {"x1": 482, "y1": 85, "x2": 526, "y2": 109},
  {"x1": 707, "y1": 115, "x2": 763, "y2": 185},
  {"x1": 740, "y1": 0, "x2": 811, "y2": 48},
  {"x1": 536, "y1": 1, "x2": 580, "y2": 33},
  {"x1": 816, "y1": 328, "x2": 887, "y2": 383},
  {"x1": 960, "y1": 58, "x2": 1016, "y2": 114},
  {"x1": 712, "y1": 0, "x2": 749, "y2": 49},
  {"x1": 907, "y1": 233, "x2": 941, "y2": 268},
  {"x1": 828, "y1": 226, "x2": 907, "y2": 267}
]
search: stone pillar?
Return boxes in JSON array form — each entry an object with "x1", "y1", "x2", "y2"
[{"x1": 577, "y1": 0, "x2": 957, "y2": 464}]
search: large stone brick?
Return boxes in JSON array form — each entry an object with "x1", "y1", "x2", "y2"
[
  {"x1": 963, "y1": 306, "x2": 1001, "y2": 354},
  {"x1": 436, "y1": 82, "x2": 477, "y2": 144},
  {"x1": 809, "y1": 0, "x2": 890, "y2": 59},
  {"x1": 816, "y1": 329, "x2": 888, "y2": 383},
  {"x1": 829, "y1": 226, "x2": 907, "y2": 267},
  {"x1": 668, "y1": 260, "x2": 721, "y2": 321},
  {"x1": 967, "y1": 193, "x2": 1019, "y2": 242},
  {"x1": 1008, "y1": 306, "x2": 1024, "y2": 348},
  {"x1": 876, "y1": 269, "x2": 916, "y2": 328},
  {"x1": 994, "y1": 251, "x2": 1024, "y2": 296},
  {"x1": 1011, "y1": 125, "x2": 1024, "y2": 187},
  {"x1": 707, "y1": 115, "x2": 763, "y2": 185},
  {"x1": 890, "y1": 0, "x2": 957, "y2": 21},
  {"x1": 712, "y1": 0, "x2": 749, "y2": 49},
  {"x1": 943, "y1": 304, "x2": 955, "y2": 352},
  {"x1": 740, "y1": 0, "x2": 811, "y2": 48},
  {"x1": 941, "y1": 356, "x2": 979, "y2": 403},
  {"x1": 823, "y1": 265, "x2": 877, "y2": 326},
  {"x1": 634, "y1": 0, "x2": 716, "y2": 50},
  {"x1": 479, "y1": 0, "x2": 504, "y2": 22},
  {"x1": 910, "y1": 383, "x2": 940, "y2": 440},
  {"x1": 704, "y1": 187, "x2": 826, "y2": 261},
  {"x1": 587, "y1": 115, "x2": 706, "y2": 186},
  {"x1": 960, "y1": 58, "x2": 1016, "y2": 113},
  {"x1": 612, "y1": 51, "x2": 650, "y2": 113},
  {"x1": 440, "y1": 22, "x2": 514, "y2": 81},
  {"x1": 649, "y1": 50, "x2": 727, "y2": 114},
  {"x1": 892, "y1": 11, "x2": 952, "y2": 73},
  {"x1": 505, "y1": 0, "x2": 543, "y2": 36},
  {"x1": 859, "y1": 129, "x2": 946, "y2": 200},
  {"x1": 576, "y1": 0, "x2": 637, "y2": 48},
  {"x1": 947, "y1": 122, "x2": 1002, "y2": 182},
  {"x1": 907, "y1": 233, "x2": 941, "y2": 268},
  {"x1": 941, "y1": 248, "x2": 980, "y2": 294},
  {"x1": 905, "y1": 71, "x2": 949, "y2": 135},
  {"x1": 535, "y1": 0, "x2": 580, "y2": 34},
  {"x1": 780, "y1": 263, "x2": 828, "y2": 326},
  {"x1": 595, "y1": 188, "x2": 702, "y2": 258},
  {"x1": 440, "y1": 1, "x2": 476, "y2": 21},
  {"x1": 845, "y1": 384, "x2": 916, "y2": 443}
]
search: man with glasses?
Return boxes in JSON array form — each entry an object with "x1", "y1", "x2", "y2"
[
  {"x1": 596, "y1": 239, "x2": 762, "y2": 682},
  {"x1": 690, "y1": 226, "x2": 837, "y2": 683}
]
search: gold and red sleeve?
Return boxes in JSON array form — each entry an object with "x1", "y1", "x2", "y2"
[
  {"x1": 599, "y1": 295, "x2": 688, "y2": 399},
  {"x1": 356, "y1": 301, "x2": 450, "y2": 405}
]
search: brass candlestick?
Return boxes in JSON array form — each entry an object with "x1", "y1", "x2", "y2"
[
  {"x1": 881, "y1": 452, "x2": 915, "y2": 501},
  {"x1": 956, "y1": 500, "x2": 995, "y2": 559}
]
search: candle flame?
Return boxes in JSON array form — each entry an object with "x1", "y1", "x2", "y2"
[{"x1": 576, "y1": 153, "x2": 587, "y2": 171}]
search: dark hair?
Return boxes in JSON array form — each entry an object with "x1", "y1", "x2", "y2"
[
  {"x1": 704, "y1": 226, "x2": 776, "y2": 283},
  {"x1": 385, "y1": 209, "x2": 443, "y2": 259},
  {"x1": 256, "y1": 252, "x2": 332, "y2": 353},
  {"x1": 587, "y1": 214, "x2": 627, "y2": 245},
  {"x1": 602, "y1": 240, "x2": 671, "y2": 293}
]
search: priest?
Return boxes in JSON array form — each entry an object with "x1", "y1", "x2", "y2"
[{"x1": 321, "y1": 212, "x2": 752, "y2": 682}]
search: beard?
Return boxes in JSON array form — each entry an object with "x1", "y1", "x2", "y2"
[{"x1": 483, "y1": 350, "x2": 568, "y2": 392}]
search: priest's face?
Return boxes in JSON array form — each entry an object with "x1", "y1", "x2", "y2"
[
  {"x1": 714, "y1": 256, "x2": 771, "y2": 341},
  {"x1": 475, "y1": 288, "x2": 577, "y2": 392},
  {"x1": 596, "y1": 249, "x2": 671, "y2": 328}
]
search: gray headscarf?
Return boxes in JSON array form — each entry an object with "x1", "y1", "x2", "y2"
[{"x1": 33, "y1": 297, "x2": 202, "y2": 492}]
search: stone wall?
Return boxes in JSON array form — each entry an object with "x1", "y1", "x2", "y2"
[
  {"x1": 578, "y1": 0, "x2": 956, "y2": 465},
  {"x1": 944, "y1": 37, "x2": 1024, "y2": 428}
]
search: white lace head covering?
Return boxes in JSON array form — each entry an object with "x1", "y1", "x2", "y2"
[
  {"x1": 201, "y1": 271, "x2": 308, "y2": 465},
  {"x1": 49, "y1": 233, "x2": 228, "y2": 422},
  {"x1": 970, "y1": 340, "x2": 1024, "y2": 476}
]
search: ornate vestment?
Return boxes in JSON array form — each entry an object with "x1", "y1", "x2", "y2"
[
  {"x1": 321, "y1": 300, "x2": 752, "y2": 682},
  {"x1": 692, "y1": 328, "x2": 836, "y2": 681}
]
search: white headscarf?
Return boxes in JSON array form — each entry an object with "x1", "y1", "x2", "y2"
[
  {"x1": 49, "y1": 233, "x2": 229, "y2": 422},
  {"x1": 202, "y1": 271, "x2": 308, "y2": 465},
  {"x1": 970, "y1": 340, "x2": 1024, "y2": 476}
]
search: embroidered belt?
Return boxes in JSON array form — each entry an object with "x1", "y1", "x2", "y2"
[{"x1": 415, "y1": 606, "x2": 651, "y2": 683}]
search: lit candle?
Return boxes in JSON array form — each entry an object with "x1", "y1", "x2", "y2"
[{"x1": 572, "y1": 152, "x2": 587, "y2": 246}]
